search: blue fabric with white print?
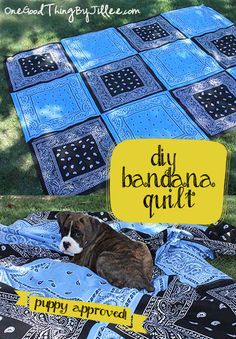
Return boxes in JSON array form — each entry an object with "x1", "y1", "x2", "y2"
[
  {"x1": 0, "y1": 214, "x2": 232, "y2": 339},
  {"x1": 6, "y1": 5, "x2": 236, "y2": 197},
  {"x1": 162, "y1": 5, "x2": 233, "y2": 38},
  {"x1": 0, "y1": 217, "x2": 229, "y2": 295}
]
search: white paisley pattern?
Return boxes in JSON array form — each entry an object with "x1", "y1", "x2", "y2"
[
  {"x1": 11, "y1": 74, "x2": 100, "y2": 141},
  {"x1": 30, "y1": 117, "x2": 115, "y2": 195},
  {"x1": 6, "y1": 43, "x2": 75, "y2": 91},
  {"x1": 118, "y1": 16, "x2": 185, "y2": 51}
]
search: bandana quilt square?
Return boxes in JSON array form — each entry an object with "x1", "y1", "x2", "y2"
[
  {"x1": 194, "y1": 26, "x2": 236, "y2": 68},
  {"x1": 30, "y1": 117, "x2": 116, "y2": 195},
  {"x1": 102, "y1": 92, "x2": 208, "y2": 142},
  {"x1": 5, "y1": 43, "x2": 76, "y2": 91},
  {"x1": 162, "y1": 5, "x2": 233, "y2": 38},
  {"x1": 61, "y1": 28, "x2": 136, "y2": 72},
  {"x1": 227, "y1": 66, "x2": 236, "y2": 79},
  {"x1": 118, "y1": 16, "x2": 185, "y2": 51},
  {"x1": 173, "y1": 73, "x2": 236, "y2": 137},
  {"x1": 82, "y1": 55, "x2": 164, "y2": 112},
  {"x1": 141, "y1": 39, "x2": 223, "y2": 89},
  {"x1": 11, "y1": 74, "x2": 100, "y2": 141}
]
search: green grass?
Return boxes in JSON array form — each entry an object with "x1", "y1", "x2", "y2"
[
  {"x1": 0, "y1": 0, "x2": 236, "y2": 194},
  {"x1": 0, "y1": 190, "x2": 107, "y2": 225}
]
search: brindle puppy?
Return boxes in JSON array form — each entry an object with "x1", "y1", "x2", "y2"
[{"x1": 57, "y1": 211, "x2": 154, "y2": 292}]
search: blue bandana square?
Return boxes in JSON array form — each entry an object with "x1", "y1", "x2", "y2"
[
  {"x1": 194, "y1": 26, "x2": 236, "y2": 69},
  {"x1": 118, "y1": 16, "x2": 185, "y2": 51},
  {"x1": 173, "y1": 73, "x2": 236, "y2": 136},
  {"x1": 30, "y1": 117, "x2": 116, "y2": 195},
  {"x1": 228, "y1": 66, "x2": 236, "y2": 79},
  {"x1": 102, "y1": 92, "x2": 208, "y2": 142},
  {"x1": 61, "y1": 28, "x2": 136, "y2": 72},
  {"x1": 5, "y1": 43, "x2": 75, "y2": 91},
  {"x1": 82, "y1": 55, "x2": 164, "y2": 112},
  {"x1": 11, "y1": 74, "x2": 100, "y2": 141},
  {"x1": 141, "y1": 39, "x2": 223, "y2": 90},
  {"x1": 162, "y1": 5, "x2": 233, "y2": 38}
]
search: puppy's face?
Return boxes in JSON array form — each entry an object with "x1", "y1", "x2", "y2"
[{"x1": 56, "y1": 212, "x2": 101, "y2": 255}]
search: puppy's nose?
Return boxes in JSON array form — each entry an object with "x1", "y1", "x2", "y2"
[{"x1": 63, "y1": 241, "x2": 71, "y2": 250}]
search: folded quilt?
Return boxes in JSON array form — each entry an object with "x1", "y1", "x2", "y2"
[
  {"x1": 4, "y1": 5, "x2": 236, "y2": 195},
  {"x1": 0, "y1": 212, "x2": 236, "y2": 338}
]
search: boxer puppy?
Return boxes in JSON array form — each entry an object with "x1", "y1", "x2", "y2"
[{"x1": 57, "y1": 211, "x2": 154, "y2": 292}]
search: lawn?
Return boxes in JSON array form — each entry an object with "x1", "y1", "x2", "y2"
[{"x1": 0, "y1": 0, "x2": 236, "y2": 194}]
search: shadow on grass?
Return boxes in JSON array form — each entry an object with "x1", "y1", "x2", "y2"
[
  {"x1": 0, "y1": 135, "x2": 43, "y2": 195},
  {"x1": 0, "y1": 0, "x2": 236, "y2": 195}
]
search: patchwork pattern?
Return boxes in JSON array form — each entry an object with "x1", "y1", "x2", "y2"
[
  {"x1": 173, "y1": 73, "x2": 236, "y2": 136},
  {"x1": 11, "y1": 74, "x2": 100, "y2": 141},
  {"x1": 82, "y1": 55, "x2": 164, "y2": 111},
  {"x1": 162, "y1": 5, "x2": 233, "y2": 37},
  {"x1": 102, "y1": 92, "x2": 208, "y2": 142},
  {"x1": 141, "y1": 39, "x2": 223, "y2": 89},
  {"x1": 1, "y1": 213, "x2": 236, "y2": 338},
  {"x1": 5, "y1": 43, "x2": 75, "y2": 91},
  {"x1": 30, "y1": 118, "x2": 115, "y2": 195},
  {"x1": 110, "y1": 279, "x2": 236, "y2": 339},
  {"x1": 118, "y1": 16, "x2": 185, "y2": 51},
  {"x1": 194, "y1": 26, "x2": 236, "y2": 68},
  {"x1": 61, "y1": 28, "x2": 136, "y2": 72},
  {"x1": 6, "y1": 6, "x2": 236, "y2": 195}
]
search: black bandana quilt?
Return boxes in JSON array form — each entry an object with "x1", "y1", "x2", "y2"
[
  {"x1": 0, "y1": 212, "x2": 236, "y2": 338},
  {"x1": 4, "y1": 5, "x2": 236, "y2": 195}
]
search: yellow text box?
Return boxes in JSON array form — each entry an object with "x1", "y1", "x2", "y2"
[
  {"x1": 109, "y1": 139, "x2": 228, "y2": 224},
  {"x1": 15, "y1": 290, "x2": 147, "y2": 334}
]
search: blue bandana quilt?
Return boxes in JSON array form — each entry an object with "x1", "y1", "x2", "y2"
[
  {"x1": 0, "y1": 212, "x2": 236, "y2": 338},
  {"x1": 5, "y1": 5, "x2": 236, "y2": 195}
]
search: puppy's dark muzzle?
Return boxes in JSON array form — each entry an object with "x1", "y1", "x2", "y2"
[{"x1": 63, "y1": 241, "x2": 71, "y2": 250}]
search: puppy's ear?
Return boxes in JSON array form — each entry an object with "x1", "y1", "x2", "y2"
[
  {"x1": 78, "y1": 215, "x2": 104, "y2": 247},
  {"x1": 56, "y1": 211, "x2": 71, "y2": 228}
]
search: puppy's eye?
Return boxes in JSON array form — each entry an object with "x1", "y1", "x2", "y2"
[{"x1": 75, "y1": 231, "x2": 82, "y2": 238}]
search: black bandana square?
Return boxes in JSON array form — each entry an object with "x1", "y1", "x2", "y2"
[
  {"x1": 212, "y1": 35, "x2": 236, "y2": 57},
  {"x1": 101, "y1": 67, "x2": 144, "y2": 97},
  {"x1": 53, "y1": 135, "x2": 105, "y2": 181},
  {"x1": 133, "y1": 23, "x2": 169, "y2": 41},
  {"x1": 193, "y1": 84, "x2": 236, "y2": 120},
  {"x1": 19, "y1": 53, "x2": 58, "y2": 77}
]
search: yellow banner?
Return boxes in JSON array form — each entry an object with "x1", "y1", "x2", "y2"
[
  {"x1": 16, "y1": 290, "x2": 147, "y2": 334},
  {"x1": 109, "y1": 139, "x2": 228, "y2": 224}
]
